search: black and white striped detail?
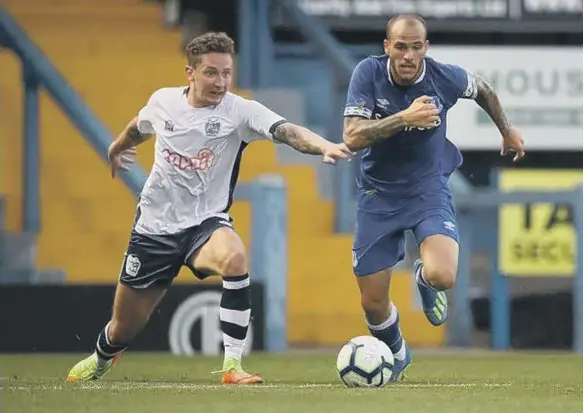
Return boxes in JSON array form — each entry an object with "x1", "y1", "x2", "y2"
[
  {"x1": 95, "y1": 321, "x2": 127, "y2": 361},
  {"x1": 220, "y1": 275, "x2": 251, "y2": 343},
  {"x1": 462, "y1": 71, "x2": 479, "y2": 100}
]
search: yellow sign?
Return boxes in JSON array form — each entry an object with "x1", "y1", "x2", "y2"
[{"x1": 498, "y1": 169, "x2": 582, "y2": 277}]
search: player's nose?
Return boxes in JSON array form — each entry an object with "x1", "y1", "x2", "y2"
[
  {"x1": 214, "y1": 77, "x2": 227, "y2": 88},
  {"x1": 404, "y1": 51, "x2": 415, "y2": 60}
]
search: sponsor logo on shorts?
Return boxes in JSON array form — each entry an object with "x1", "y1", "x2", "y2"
[
  {"x1": 444, "y1": 221, "x2": 456, "y2": 231},
  {"x1": 125, "y1": 254, "x2": 141, "y2": 277},
  {"x1": 352, "y1": 250, "x2": 358, "y2": 268}
]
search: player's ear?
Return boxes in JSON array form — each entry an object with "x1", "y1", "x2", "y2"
[
  {"x1": 185, "y1": 65, "x2": 195, "y2": 82},
  {"x1": 383, "y1": 39, "x2": 390, "y2": 55}
]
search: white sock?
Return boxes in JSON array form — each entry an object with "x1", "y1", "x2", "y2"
[
  {"x1": 223, "y1": 335, "x2": 246, "y2": 362},
  {"x1": 94, "y1": 352, "x2": 110, "y2": 368},
  {"x1": 394, "y1": 340, "x2": 407, "y2": 361}
]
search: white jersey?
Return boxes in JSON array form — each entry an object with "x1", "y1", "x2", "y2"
[{"x1": 134, "y1": 87, "x2": 286, "y2": 235}]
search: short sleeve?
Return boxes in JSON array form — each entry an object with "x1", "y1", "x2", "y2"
[
  {"x1": 344, "y1": 58, "x2": 376, "y2": 119},
  {"x1": 235, "y1": 98, "x2": 288, "y2": 142},
  {"x1": 445, "y1": 64, "x2": 478, "y2": 100},
  {"x1": 137, "y1": 91, "x2": 159, "y2": 134}
]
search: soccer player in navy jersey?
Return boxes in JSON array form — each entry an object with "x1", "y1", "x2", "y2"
[{"x1": 343, "y1": 14, "x2": 525, "y2": 380}]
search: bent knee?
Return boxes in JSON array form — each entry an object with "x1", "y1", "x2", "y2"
[
  {"x1": 424, "y1": 266, "x2": 456, "y2": 290},
  {"x1": 219, "y1": 249, "x2": 248, "y2": 276}
]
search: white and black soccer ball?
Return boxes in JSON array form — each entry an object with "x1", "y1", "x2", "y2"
[{"x1": 336, "y1": 335, "x2": 394, "y2": 388}]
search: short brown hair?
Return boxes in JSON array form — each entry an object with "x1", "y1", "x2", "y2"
[
  {"x1": 185, "y1": 32, "x2": 235, "y2": 67},
  {"x1": 386, "y1": 14, "x2": 428, "y2": 39}
]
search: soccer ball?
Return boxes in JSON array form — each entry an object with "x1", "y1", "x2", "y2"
[{"x1": 336, "y1": 335, "x2": 394, "y2": 388}]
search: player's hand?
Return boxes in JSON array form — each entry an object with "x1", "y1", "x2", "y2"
[
  {"x1": 321, "y1": 143, "x2": 354, "y2": 165},
  {"x1": 501, "y1": 126, "x2": 525, "y2": 162},
  {"x1": 401, "y1": 95, "x2": 440, "y2": 128},
  {"x1": 108, "y1": 145, "x2": 137, "y2": 178}
]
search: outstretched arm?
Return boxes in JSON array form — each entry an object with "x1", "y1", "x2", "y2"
[
  {"x1": 238, "y1": 98, "x2": 351, "y2": 164},
  {"x1": 474, "y1": 76, "x2": 513, "y2": 134},
  {"x1": 272, "y1": 122, "x2": 329, "y2": 155},
  {"x1": 272, "y1": 122, "x2": 353, "y2": 164}
]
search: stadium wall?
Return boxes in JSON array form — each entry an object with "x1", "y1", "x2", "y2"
[{"x1": 5, "y1": 1, "x2": 580, "y2": 350}]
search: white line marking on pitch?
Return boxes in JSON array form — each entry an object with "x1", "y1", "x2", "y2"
[{"x1": 0, "y1": 382, "x2": 511, "y2": 391}]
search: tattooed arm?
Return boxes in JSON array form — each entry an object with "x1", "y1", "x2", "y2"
[
  {"x1": 109, "y1": 117, "x2": 152, "y2": 155},
  {"x1": 271, "y1": 122, "x2": 353, "y2": 164},
  {"x1": 239, "y1": 99, "x2": 351, "y2": 163},
  {"x1": 107, "y1": 117, "x2": 152, "y2": 178},
  {"x1": 272, "y1": 122, "x2": 331, "y2": 155},
  {"x1": 343, "y1": 95, "x2": 439, "y2": 151},
  {"x1": 472, "y1": 74, "x2": 525, "y2": 161},
  {"x1": 474, "y1": 75, "x2": 513, "y2": 134},
  {"x1": 342, "y1": 115, "x2": 407, "y2": 151}
]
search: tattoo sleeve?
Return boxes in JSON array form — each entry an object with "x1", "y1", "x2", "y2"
[
  {"x1": 126, "y1": 124, "x2": 149, "y2": 146},
  {"x1": 474, "y1": 75, "x2": 513, "y2": 134},
  {"x1": 272, "y1": 123, "x2": 325, "y2": 155},
  {"x1": 110, "y1": 117, "x2": 151, "y2": 156},
  {"x1": 342, "y1": 115, "x2": 407, "y2": 151}
]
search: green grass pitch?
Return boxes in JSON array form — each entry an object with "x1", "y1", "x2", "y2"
[{"x1": 1, "y1": 352, "x2": 581, "y2": 413}]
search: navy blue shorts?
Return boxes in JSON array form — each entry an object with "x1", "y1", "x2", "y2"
[{"x1": 352, "y1": 179, "x2": 459, "y2": 277}]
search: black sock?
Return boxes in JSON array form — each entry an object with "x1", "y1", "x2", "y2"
[
  {"x1": 367, "y1": 303, "x2": 406, "y2": 360},
  {"x1": 95, "y1": 321, "x2": 127, "y2": 361},
  {"x1": 220, "y1": 274, "x2": 251, "y2": 361}
]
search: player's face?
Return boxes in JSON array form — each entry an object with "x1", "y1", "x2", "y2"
[
  {"x1": 384, "y1": 21, "x2": 429, "y2": 85},
  {"x1": 185, "y1": 53, "x2": 233, "y2": 106}
]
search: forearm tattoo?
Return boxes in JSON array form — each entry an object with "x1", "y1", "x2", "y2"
[
  {"x1": 126, "y1": 125, "x2": 149, "y2": 146},
  {"x1": 273, "y1": 123, "x2": 324, "y2": 155},
  {"x1": 343, "y1": 115, "x2": 406, "y2": 150},
  {"x1": 475, "y1": 75, "x2": 513, "y2": 133}
]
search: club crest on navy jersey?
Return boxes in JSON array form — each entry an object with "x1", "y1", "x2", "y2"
[{"x1": 426, "y1": 96, "x2": 443, "y2": 114}]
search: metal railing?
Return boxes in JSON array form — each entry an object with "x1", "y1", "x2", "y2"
[{"x1": 453, "y1": 185, "x2": 583, "y2": 352}]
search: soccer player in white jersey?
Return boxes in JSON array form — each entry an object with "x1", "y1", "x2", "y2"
[{"x1": 66, "y1": 32, "x2": 352, "y2": 385}]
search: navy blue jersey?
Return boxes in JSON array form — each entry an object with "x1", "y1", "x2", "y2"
[{"x1": 344, "y1": 55, "x2": 478, "y2": 195}]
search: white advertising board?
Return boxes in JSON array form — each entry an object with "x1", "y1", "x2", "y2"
[{"x1": 428, "y1": 46, "x2": 582, "y2": 150}]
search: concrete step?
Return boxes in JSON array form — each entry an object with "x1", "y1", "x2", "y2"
[
  {"x1": 0, "y1": 228, "x2": 67, "y2": 284},
  {"x1": 0, "y1": 231, "x2": 36, "y2": 269}
]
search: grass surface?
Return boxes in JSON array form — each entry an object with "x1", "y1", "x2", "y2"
[{"x1": 1, "y1": 352, "x2": 581, "y2": 413}]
